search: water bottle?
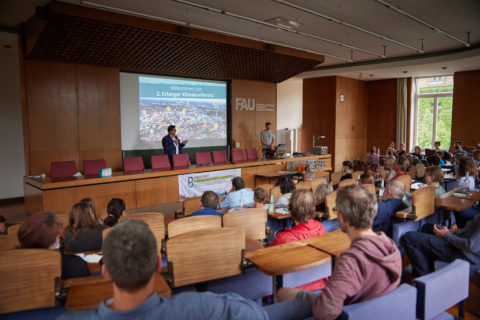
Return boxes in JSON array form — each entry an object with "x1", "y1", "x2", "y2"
[
  {"x1": 239, "y1": 192, "x2": 244, "y2": 208},
  {"x1": 465, "y1": 171, "x2": 470, "y2": 192},
  {"x1": 269, "y1": 195, "x2": 274, "y2": 213}
]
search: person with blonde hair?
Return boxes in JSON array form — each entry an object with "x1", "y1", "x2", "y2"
[
  {"x1": 424, "y1": 166, "x2": 446, "y2": 196},
  {"x1": 314, "y1": 182, "x2": 333, "y2": 212}
]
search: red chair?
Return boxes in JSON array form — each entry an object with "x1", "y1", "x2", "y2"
[
  {"x1": 195, "y1": 152, "x2": 213, "y2": 166},
  {"x1": 51, "y1": 161, "x2": 77, "y2": 179},
  {"x1": 246, "y1": 148, "x2": 259, "y2": 162},
  {"x1": 83, "y1": 159, "x2": 106, "y2": 177},
  {"x1": 173, "y1": 154, "x2": 191, "y2": 170},
  {"x1": 123, "y1": 156, "x2": 144, "y2": 173},
  {"x1": 213, "y1": 150, "x2": 229, "y2": 165},
  {"x1": 231, "y1": 149, "x2": 247, "y2": 164},
  {"x1": 151, "y1": 155, "x2": 171, "y2": 171}
]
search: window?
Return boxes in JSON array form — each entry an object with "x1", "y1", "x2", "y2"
[{"x1": 414, "y1": 76, "x2": 453, "y2": 149}]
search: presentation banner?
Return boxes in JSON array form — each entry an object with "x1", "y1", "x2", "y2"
[{"x1": 178, "y1": 169, "x2": 241, "y2": 200}]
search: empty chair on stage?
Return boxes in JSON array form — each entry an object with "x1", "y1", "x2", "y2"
[
  {"x1": 213, "y1": 150, "x2": 229, "y2": 165},
  {"x1": 83, "y1": 159, "x2": 106, "y2": 177},
  {"x1": 195, "y1": 152, "x2": 213, "y2": 167},
  {"x1": 173, "y1": 154, "x2": 191, "y2": 170},
  {"x1": 246, "y1": 148, "x2": 259, "y2": 162},
  {"x1": 231, "y1": 149, "x2": 247, "y2": 164},
  {"x1": 51, "y1": 161, "x2": 77, "y2": 179},
  {"x1": 151, "y1": 155, "x2": 171, "y2": 171},
  {"x1": 123, "y1": 156, "x2": 144, "y2": 173}
]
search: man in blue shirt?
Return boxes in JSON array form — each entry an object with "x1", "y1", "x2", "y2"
[
  {"x1": 191, "y1": 191, "x2": 222, "y2": 217},
  {"x1": 60, "y1": 219, "x2": 267, "y2": 320},
  {"x1": 162, "y1": 125, "x2": 188, "y2": 165},
  {"x1": 220, "y1": 177, "x2": 254, "y2": 209},
  {"x1": 373, "y1": 179, "x2": 407, "y2": 235}
]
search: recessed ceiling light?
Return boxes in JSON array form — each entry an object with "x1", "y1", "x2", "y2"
[
  {"x1": 265, "y1": 17, "x2": 303, "y2": 29},
  {"x1": 442, "y1": 66, "x2": 447, "y2": 70},
  {"x1": 403, "y1": 71, "x2": 408, "y2": 73}
]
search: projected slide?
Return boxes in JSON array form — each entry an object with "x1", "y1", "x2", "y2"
[{"x1": 139, "y1": 76, "x2": 227, "y2": 142}]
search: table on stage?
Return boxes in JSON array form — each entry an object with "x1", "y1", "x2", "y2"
[
  {"x1": 23, "y1": 154, "x2": 331, "y2": 215},
  {"x1": 65, "y1": 274, "x2": 171, "y2": 310}
]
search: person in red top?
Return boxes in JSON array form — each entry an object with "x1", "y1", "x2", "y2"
[
  {"x1": 392, "y1": 156, "x2": 411, "y2": 183},
  {"x1": 268, "y1": 189, "x2": 327, "y2": 291}
]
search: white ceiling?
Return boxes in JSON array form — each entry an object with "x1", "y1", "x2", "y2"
[{"x1": 1, "y1": 0, "x2": 479, "y2": 80}]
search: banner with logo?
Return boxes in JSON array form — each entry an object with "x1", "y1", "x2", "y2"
[{"x1": 178, "y1": 168, "x2": 242, "y2": 200}]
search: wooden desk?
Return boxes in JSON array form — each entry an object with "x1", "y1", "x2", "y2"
[
  {"x1": 435, "y1": 196, "x2": 474, "y2": 212},
  {"x1": 254, "y1": 171, "x2": 298, "y2": 185},
  {"x1": 302, "y1": 230, "x2": 351, "y2": 259},
  {"x1": 65, "y1": 273, "x2": 171, "y2": 310},
  {"x1": 247, "y1": 244, "x2": 330, "y2": 302},
  {"x1": 24, "y1": 155, "x2": 331, "y2": 215}
]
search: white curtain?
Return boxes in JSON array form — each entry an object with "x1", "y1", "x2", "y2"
[{"x1": 396, "y1": 78, "x2": 407, "y2": 148}]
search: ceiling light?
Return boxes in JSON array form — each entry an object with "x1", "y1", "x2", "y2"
[
  {"x1": 265, "y1": 17, "x2": 303, "y2": 29},
  {"x1": 403, "y1": 71, "x2": 408, "y2": 73},
  {"x1": 442, "y1": 66, "x2": 447, "y2": 70}
]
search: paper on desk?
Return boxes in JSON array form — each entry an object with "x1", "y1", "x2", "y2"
[
  {"x1": 275, "y1": 208, "x2": 290, "y2": 214},
  {"x1": 76, "y1": 253, "x2": 103, "y2": 263}
]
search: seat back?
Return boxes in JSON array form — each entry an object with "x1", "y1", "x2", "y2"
[
  {"x1": 246, "y1": 148, "x2": 258, "y2": 161},
  {"x1": 408, "y1": 166, "x2": 416, "y2": 179},
  {"x1": 331, "y1": 171, "x2": 343, "y2": 185},
  {"x1": 182, "y1": 196, "x2": 202, "y2": 216},
  {"x1": 325, "y1": 191, "x2": 337, "y2": 220},
  {"x1": 338, "y1": 179, "x2": 356, "y2": 189},
  {"x1": 412, "y1": 185, "x2": 435, "y2": 221},
  {"x1": 223, "y1": 208, "x2": 267, "y2": 240},
  {"x1": 6, "y1": 223, "x2": 21, "y2": 236},
  {"x1": 51, "y1": 161, "x2": 77, "y2": 178},
  {"x1": 257, "y1": 184, "x2": 274, "y2": 197},
  {"x1": 195, "y1": 152, "x2": 213, "y2": 166},
  {"x1": 311, "y1": 177, "x2": 329, "y2": 194},
  {"x1": 151, "y1": 155, "x2": 171, "y2": 171},
  {"x1": 0, "y1": 249, "x2": 61, "y2": 313},
  {"x1": 362, "y1": 183, "x2": 376, "y2": 195},
  {"x1": 296, "y1": 181, "x2": 312, "y2": 191},
  {"x1": 0, "y1": 234, "x2": 20, "y2": 251},
  {"x1": 119, "y1": 213, "x2": 165, "y2": 252},
  {"x1": 168, "y1": 215, "x2": 221, "y2": 238},
  {"x1": 338, "y1": 284, "x2": 417, "y2": 320},
  {"x1": 166, "y1": 227, "x2": 245, "y2": 287},
  {"x1": 83, "y1": 159, "x2": 106, "y2": 176},
  {"x1": 415, "y1": 164, "x2": 426, "y2": 178},
  {"x1": 271, "y1": 186, "x2": 282, "y2": 200},
  {"x1": 231, "y1": 149, "x2": 246, "y2": 163},
  {"x1": 413, "y1": 259, "x2": 469, "y2": 320},
  {"x1": 172, "y1": 154, "x2": 191, "y2": 170},
  {"x1": 212, "y1": 150, "x2": 229, "y2": 165},
  {"x1": 123, "y1": 156, "x2": 144, "y2": 173},
  {"x1": 352, "y1": 171, "x2": 362, "y2": 181},
  {"x1": 395, "y1": 174, "x2": 412, "y2": 193}
]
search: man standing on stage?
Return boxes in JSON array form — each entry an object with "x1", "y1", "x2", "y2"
[
  {"x1": 162, "y1": 125, "x2": 188, "y2": 165},
  {"x1": 260, "y1": 122, "x2": 275, "y2": 161}
]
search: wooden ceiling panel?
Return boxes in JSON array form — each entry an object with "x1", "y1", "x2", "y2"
[{"x1": 26, "y1": 12, "x2": 323, "y2": 83}]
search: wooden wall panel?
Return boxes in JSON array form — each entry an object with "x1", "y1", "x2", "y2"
[
  {"x1": 43, "y1": 181, "x2": 136, "y2": 214},
  {"x1": 452, "y1": 70, "x2": 480, "y2": 147},
  {"x1": 231, "y1": 80, "x2": 277, "y2": 153},
  {"x1": 25, "y1": 60, "x2": 79, "y2": 175},
  {"x1": 367, "y1": 79, "x2": 397, "y2": 153},
  {"x1": 77, "y1": 65, "x2": 122, "y2": 172},
  {"x1": 23, "y1": 183, "x2": 44, "y2": 214},
  {"x1": 136, "y1": 176, "x2": 179, "y2": 208},
  {"x1": 241, "y1": 166, "x2": 258, "y2": 189},
  {"x1": 334, "y1": 77, "x2": 368, "y2": 170},
  {"x1": 302, "y1": 77, "x2": 336, "y2": 156}
]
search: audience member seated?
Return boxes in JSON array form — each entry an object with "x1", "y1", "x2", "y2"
[
  {"x1": 60, "y1": 219, "x2": 268, "y2": 319},
  {"x1": 277, "y1": 185, "x2": 401, "y2": 319},
  {"x1": 104, "y1": 198, "x2": 126, "y2": 227},
  {"x1": 397, "y1": 143, "x2": 406, "y2": 157},
  {"x1": 403, "y1": 215, "x2": 480, "y2": 276},
  {"x1": 473, "y1": 149, "x2": 480, "y2": 168},
  {"x1": 424, "y1": 166, "x2": 446, "y2": 196},
  {"x1": 253, "y1": 188, "x2": 268, "y2": 209},
  {"x1": 435, "y1": 151, "x2": 446, "y2": 168},
  {"x1": 412, "y1": 146, "x2": 423, "y2": 159},
  {"x1": 384, "y1": 158, "x2": 396, "y2": 179},
  {"x1": 64, "y1": 202, "x2": 108, "y2": 253},
  {"x1": 454, "y1": 140, "x2": 468, "y2": 157},
  {"x1": 426, "y1": 155, "x2": 440, "y2": 167},
  {"x1": 18, "y1": 212, "x2": 90, "y2": 279},
  {"x1": 443, "y1": 152, "x2": 453, "y2": 166},
  {"x1": 358, "y1": 173, "x2": 374, "y2": 186},
  {"x1": 386, "y1": 141, "x2": 396, "y2": 158},
  {"x1": 434, "y1": 140, "x2": 441, "y2": 151},
  {"x1": 340, "y1": 161, "x2": 353, "y2": 181},
  {"x1": 365, "y1": 148, "x2": 379, "y2": 166},
  {"x1": 80, "y1": 197, "x2": 102, "y2": 224},
  {"x1": 412, "y1": 157, "x2": 421, "y2": 168},
  {"x1": 373, "y1": 180, "x2": 407, "y2": 235},
  {"x1": 313, "y1": 182, "x2": 333, "y2": 212},
  {"x1": 392, "y1": 156, "x2": 411, "y2": 183},
  {"x1": 274, "y1": 176, "x2": 296, "y2": 207},
  {"x1": 219, "y1": 177, "x2": 254, "y2": 209},
  {"x1": 449, "y1": 156, "x2": 478, "y2": 192},
  {"x1": 0, "y1": 215, "x2": 6, "y2": 235},
  {"x1": 191, "y1": 191, "x2": 222, "y2": 217},
  {"x1": 268, "y1": 189, "x2": 327, "y2": 291}
]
